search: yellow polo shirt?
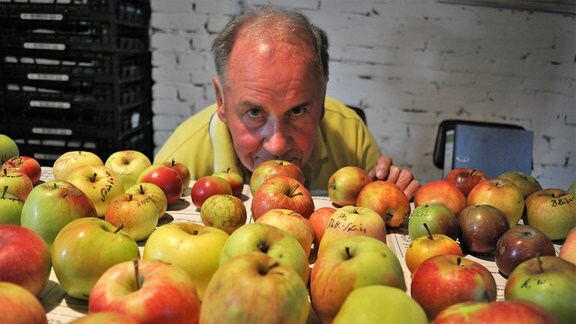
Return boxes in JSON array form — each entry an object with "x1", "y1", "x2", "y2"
[{"x1": 153, "y1": 97, "x2": 381, "y2": 191}]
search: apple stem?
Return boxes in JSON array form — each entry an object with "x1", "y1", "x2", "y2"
[
  {"x1": 2, "y1": 169, "x2": 6, "y2": 176},
  {"x1": 424, "y1": 223, "x2": 434, "y2": 240},
  {"x1": 133, "y1": 259, "x2": 142, "y2": 290},
  {"x1": 457, "y1": 256, "x2": 462, "y2": 266},
  {"x1": 114, "y1": 224, "x2": 125, "y2": 234},
  {"x1": 536, "y1": 253, "x2": 544, "y2": 273},
  {"x1": 260, "y1": 261, "x2": 280, "y2": 275},
  {"x1": 1, "y1": 186, "x2": 7, "y2": 199},
  {"x1": 139, "y1": 184, "x2": 145, "y2": 194},
  {"x1": 171, "y1": 158, "x2": 176, "y2": 167},
  {"x1": 345, "y1": 246, "x2": 352, "y2": 259},
  {"x1": 91, "y1": 173, "x2": 97, "y2": 182},
  {"x1": 289, "y1": 184, "x2": 303, "y2": 197}
]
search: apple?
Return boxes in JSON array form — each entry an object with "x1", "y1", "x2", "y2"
[
  {"x1": 434, "y1": 300, "x2": 556, "y2": 323},
  {"x1": 105, "y1": 150, "x2": 152, "y2": 189},
  {"x1": 89, "y1": 259, "x2": 201, "y2": 324},
  {"x1": 69, "y1": 312, "x2": 139, "y2": 324},
  {"x1": 327, "y1": 165, "x2": 372, "y2": 207},
  {"x1": 21, "y1": 180, "x2": 98, "y2": 248},
  {"x1": 445, "y1": 167, "x2": 489, "y2": 197},
  {"x1": 0, "y1": 168, "x2": 33, "y2": 201},
  {"x1": 405, "y1": 223, "x2": 464, "y2": 274},
  {"x1": 51, "y1": 217, "x2": 140, "y2": 300},
  {"x1": 251, "y1": 175, "x2": 314, "y2": 220},
  {"x1": 495, "y1": 225, "x2": 556, "y2": 277},
  {"x1": 213, "y1": 167, "x2": 244, "y2": 198},
  {"x1": 0, "y1": 224, "x2": 51, "y2": 296},
  {"x1": 355, "y1": 180, "x2": 411, "y2": 228},
  {"x1": 125, "y1": 182, "x2": 168, "y2": 220},
  {"x1": 410, "y1": 254, "x2": 497, "y2": 320},
  {"x1": 0, "y1": 134, "x2": 19, "y2": 164},
  {"x1": 408, "y1": 202, "x2": 459, "y2": 240},
  {"x1": 524, "y1": 188, "x2": 575, "y2": 240},
  {"x1": 200, "y1": 194, "x2": 247, "y2": 234},
  {"x1": 457, "y1": 204, "x2": 510, "y2": 255},
  {"x1": 2, "y1": 156, "x2": 42, "y2": 185},
  {"x1": 498, "y1": 170, "x2": 543, "y2": 199},
  {"x1": 559, "y1": 227, "x2": 576, "y2": 264},
  {"x1": 0, "y1": 282, "x2": 48, "y2": 324},
  {"x1": 249, "y1": 159, "x2": 305, "y2": 195},
  {"x1": 190, "y1": 175, "x2": 232, "y2": 209},
  {"x1": 200, "y1": 252, "x2": 310, "y2": 324},
  {"x1": 332, "y1": 285, "x2": 428, "y2": 324},
  {"x1": 255, "y1": 208, "x2": 315, "y2": 256},
  {"x1": 317, "y1": 206, "x2": 387, "y2": 258},
  {"x1": 105, "y1": 193, "x2": 159, "y2": 242},
  {"x1": 163, "y1": 158, "x2": 191, "y2": 193},
  {"x1": 0, "y1": 186, "x2": 24, "y2": 225},
  {"x1": 505, "y1": 255, "x2": 576, "y2": 323},
  {"x1": 414, "y1": 179, "x2": 467, "y2": 216},
  {"x1": 53, "y1": 150, "x2": 104, "y2": 181},
  {"x1": 467, "y1": 178, "x2": 525, "y2": 227},
  {"x1": 309, "y1": 206, "x2": 336, "y2": 248},
  {"x1": 219, "y1": 222, "x2": 310, "y2": 283},
  {"x1": 143, "y1": 222, "x2": 229, "y2": 301},
  {"x1": 66, "y1": 164, "x2": 124, "y2": 217},
  {"x1": 311, "y1": 235, "x2": 406, "y2": 323},
  {"x1": 138, "y1": 164, "x2": 184, "y2": 206}
]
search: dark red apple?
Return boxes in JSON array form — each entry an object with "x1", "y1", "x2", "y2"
[
  {"x1": 457, "y1": 204, "x2": 510, "y2": 255},
  {"x1": 445, "y1": 168, "x2": 489, "y2": 197},
  {"x1": 494, "y1": 225, "x2": 556, "y2": 277}
]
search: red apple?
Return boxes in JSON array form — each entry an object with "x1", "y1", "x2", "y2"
[
  {"x1": 255, "y1": 208, "x2": 315, "y2": 256},
  {"x1": 467, "y1": 178, "x2": 525, "y2": 227},
  {"x1": 495, "y1": 225, "x2": 556, "y2": 277},
  {"x1": 0, "y1": 168, "x2": 33, "y2": 201},
  {"x1": 414, "y1": 180, "x2": 467, "y2": 216},
  {"x1": 190, "y1": 175, "x2": 232, "y2": 209},
  {"x1": 411, "y1": 254, "x2": 497, "y2": 320},
  {"x1": 163, "y1": 158, "x2": 191, "y2": 193},
  {"x1": 405, "y1": 223, "x2": 463, "y2": 274},
  {"x1": 309, "y1": 206, "x2": 337, "y2": 247},
  {"x1": 0, "y1": 224, "x2": 51, "y2": 296},
  {"x1": 445, "y1": 167, "x2": 489, "y2": 197},
  {"x1": 251, "y1": 175, "x2": 314, "y2": 220},
  {"x1": 524, "y1": 188, "x2": 575, "y2": 241},
  {"x1": 213, "y1": 168, "x2": 244, "y2": 198},
  {"x1": 559, "y1": 227, "x2": 576, "y2": 264},
  {"x1": 0, "y1": 282, "x2": 48, "y2": 324},
  {"x1": 457, "y1": 204, "x2": 510, "y2": 255},
  {"x1": 327, "y1": 165, "x2": 372, "y2": 207},
  {"x1": 89, "y1": 259, "x2": 201, "y2": 324},
  {"x1": 434, "y1": 300, "x2": 555, "y2": 324},
  {"x1": 355, "y1": 180, "x2": 411, "y2": 228},
  {"x1": 249, "y1": 159, "x2": 305, "y2": 195},
  {"x1": 138, "y1": 164, "x2": 184, "y2": 205},
  {"x1": 2, "y1": 156, "x2": 42, "y2": 185}
]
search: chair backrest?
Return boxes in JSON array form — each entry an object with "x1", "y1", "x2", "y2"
[{"x1": 433, "y1": 119, "x2": 526, "y2": 169}]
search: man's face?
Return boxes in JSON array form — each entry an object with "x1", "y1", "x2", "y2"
[{"x1": 214, "y1": 38, "x2": 326, "y2": 172}]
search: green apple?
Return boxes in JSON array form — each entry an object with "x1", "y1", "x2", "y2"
[
  {"x1": 219, "y1": 222, "x2": 309, "y2": 283},
  {"x1": 20, "y1": 180, "x2": 97, "y2": 248},
  {"x1": 0, "y1": 282, "x2": 47, "y2": 324},
  {"x1": 53, "y1": 150, "x2": 104, "y2": 181},
  {"x1": 51, "y1": 217, "x2": 140, "y2": 300},
  {"x1": 505, "y1": 255, "x2": 576, "y2": 323},
  {"x1": 105, "y1": 150, "x2": 152, "y2": 190},
  {"x1": 201, "y1": 252, "x2": 310, "y2": 324},
  {"x1": 125, "y1": 182, "x2": 168, "y2": 220},
  {"x1": 498, "y1": 171, "x2": 542, "y2": 199},
  {"x1": 408, "y1": 202, "x2": 459, "y2": 240},
  {"x1": 200, "y1": 194, "x2": 247, "y2": 234},
  {"x1": 310, "y1": 235, "x2": 407, "y2": 323},
  {"x1": 0, "y1": 134, "x2": 19, "y2": 164},
  {"x1": 327, "y1": 165, "x2": 372, "y2": 207},
  {"x1": 524, "y1": 188, "x2": 575, "y2": 240},
  {"x1": 317, "y1": 205, "x2": 387, "y2": 258},
  {"x1": 0, "y1": 186, "x2": 24, "y2": 225},
  {"x1": 143, "y1": 222, "x2": 229, "y2": 301},
  {"x1": 66, "y1": 165, "x2": 124, "y2": 217},
  {"x1": 104, "y1": 193, "x2": 159, "y2": 242},
  {"x1": 333, "y1": 285, "x2": 428, "y2": 324},
  {"x1": 255, "y1": 208, "x2": 315, "y2": 256},
  {"x1": 0, "y1": 168, "x2": 33, "y2": 201}
]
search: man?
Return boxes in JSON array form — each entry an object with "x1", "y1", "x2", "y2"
[{"x1": 154, "y1": 6, "x2": 420, "y2": 199}]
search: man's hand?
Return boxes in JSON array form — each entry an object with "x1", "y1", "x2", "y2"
[{"x1": 367, "y1": 156, "x2": 420, "y2": 200}]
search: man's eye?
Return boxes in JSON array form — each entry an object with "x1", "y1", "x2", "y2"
[
  {"x1": 247, "y1": 108, "x2": 262, "y2": 118},
  {"x1": 289, "y1": 107, "x2": 305, "y2": 117}
]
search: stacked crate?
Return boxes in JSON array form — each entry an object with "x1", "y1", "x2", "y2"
[{"x1": 0, "y1": 0, "x2": 152, "y2": 166}]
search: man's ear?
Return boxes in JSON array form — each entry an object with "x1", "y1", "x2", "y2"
[{"x1": 212, "y1": 77, "x2": 227, "y2": 123}]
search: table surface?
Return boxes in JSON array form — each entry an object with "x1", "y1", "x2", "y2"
[{"x1": 37, "y1": 167, "x2": 562, "y2": 323}]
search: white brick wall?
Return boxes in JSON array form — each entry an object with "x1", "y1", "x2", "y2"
[{"x1": 150, "y1": 0, "x2": 576, "y2": 189}]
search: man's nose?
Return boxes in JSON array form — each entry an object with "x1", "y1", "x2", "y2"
[{"x1": 262, "y1": 121, "x2": 291, "y2": 157}]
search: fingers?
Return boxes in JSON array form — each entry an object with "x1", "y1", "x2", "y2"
[{"x1": 403, "y1": 179, "x2": 421, "y2": 201}]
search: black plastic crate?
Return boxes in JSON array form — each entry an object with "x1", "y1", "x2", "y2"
[
  {"x1": 0, "y1": 18, "x2": 149, "y2": 53},
  {"x1": 0, "y1": 0, "x2": 150, "y2": 27},
  {"x1": 0, "y1": 51, "x2": 151, "y2": 87},
  {"x1": 9, "y1": 123, "x2": 153, "y2": 166}
]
